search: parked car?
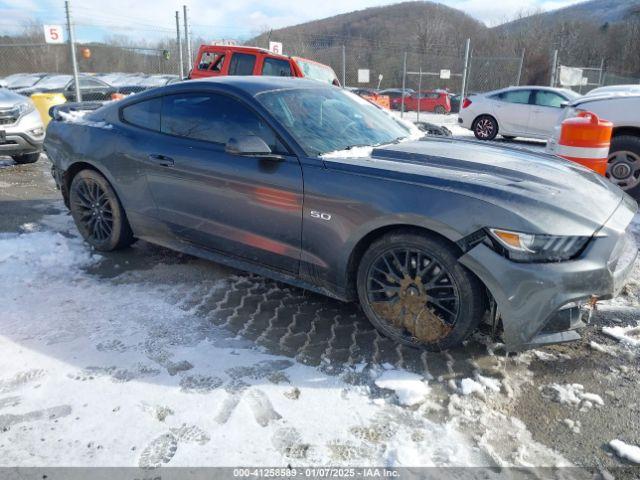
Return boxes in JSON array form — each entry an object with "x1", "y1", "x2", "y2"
[
  {"x1": 0, "y1": 88, "x2": 45, "y2": 164},
  {"x1": 2, "y1": 73, "x2": 50, "y2": 91},
  {"x1": 547, "y1": 92, "x2": 640, "y2": 200},
  {"x1": 448, "y1": 94, "x2": 461, "y2": 114},
  {"x1": 378, "y1": 88, "x2": 415, "y2": 110},
  {"x1": 458, "y1": 86, "x2": 581, "y2": 140},
  {"x1": 346, "y1": 87, "x2": 391, "y2": 109},
  {"x1": 17, "y1": 74, "x2": 117, "y2": 101},
  {"x1": 189, "y1": 45, "x2": 340, "y2": 86},
  {"x1": 117, "y1": 74, "x2": 181, "y2": 95},
  {"x1": 45, "y1": 77, "x2": 637, "y2": 352},
  {"x1": 403, "y1": 90, "x2": 451, "y2": 114},
  {"x1": 586, "y1": 85, "x2": 640, "y2": 96}
]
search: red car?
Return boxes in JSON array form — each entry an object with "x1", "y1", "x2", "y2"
[
  {"x1": 402, "y1": 90, "x2": 451, "y2": 114},
  {"x1": 189, "y1": 45, "x2": 340, "y2": 86}
]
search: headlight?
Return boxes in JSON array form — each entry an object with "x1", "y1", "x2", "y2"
[
  {"x1": 16, "y1": 101, "x2": 35, "y2": 117},
  {"x1": 487, "y1": 228, "x2": 590, "y2": 262},
  {"x1": 563, "y1": 105, "x2": 584, "y2": 121}
]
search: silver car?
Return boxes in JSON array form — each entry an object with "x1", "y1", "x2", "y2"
[
  {"x1": 0, "y1": 88, "x2": 45, "y2": 164},
  {"x1": 458, "y1": 86, "x2": 581, "y2": 141}
]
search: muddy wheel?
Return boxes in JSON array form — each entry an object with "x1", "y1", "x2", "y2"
[
  {"x1": 356, "y1": 232, "x2": 485, "y2": 351},
  {"x1": 473, "y1": 115, "x2": 498, "y2": 140},
  {"x1": 69, "y1": 169, "x2": 134, "y2": 251}
]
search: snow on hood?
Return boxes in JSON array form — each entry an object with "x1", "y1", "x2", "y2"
[{"x1": 320, "y1": 110, "x2": 424, "y2": 160}]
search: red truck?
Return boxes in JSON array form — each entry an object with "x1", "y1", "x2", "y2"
[{"x1": 189, "y1": 45, "x2": 340, "y2": 85}]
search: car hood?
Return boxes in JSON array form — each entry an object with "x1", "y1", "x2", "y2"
[
  {"x1": 324, "y1": 137, "x2": 632, "y2": 236},
  {"x1": 0, "y1": 87, "x2": 27, "y2": 107}
]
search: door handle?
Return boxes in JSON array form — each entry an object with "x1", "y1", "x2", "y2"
[{"x1": 148, "y1": 154, "x2": 174, "y2": 167}]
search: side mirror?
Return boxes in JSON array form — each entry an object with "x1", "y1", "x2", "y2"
[
  {"x1": 560, "y1": 101, "x2": 569, "y2": 108},
  {"x1": 225, "y1": 135, "x2": 278, "y2": 158}
]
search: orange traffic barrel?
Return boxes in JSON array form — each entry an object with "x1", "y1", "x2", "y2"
[{"x1": 556, "y1": 111, "x2": 612, "y2": 176}]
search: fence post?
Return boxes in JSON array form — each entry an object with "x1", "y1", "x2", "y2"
[
  {"x1": 342, "y1": 45, "x2": 346, "y2": 87},
  {"x1": 417, "y1": 67, "x2": 422, "y2": 123},
  {"x1": 460, "y1": 38, "x2": 470, "y2": 98},
  {"x1": 401, "y1": 51, "x2": 407, "y2": 118},
  {"x1": 597, "y1": 58, "x2": 605, "y2": 86},
  {"x1": 550, "y1": 49, "x2": 558, "y2": 87},
  {"x1": 175, "y1": 11, "x2": 184, "y2": 78},
  {"x1": 516, "y1": 49, "x2": 525, "y2": 86},
  {"x1": 65, "y1": 0, "x2": 81, "y2": 102},
  {"x1": 183, "y1": 5, "x2": 192, "y2": 74}
]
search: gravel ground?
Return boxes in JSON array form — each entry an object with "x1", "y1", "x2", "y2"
[{"x1": 0, "y1": 134, "x2": 639, "y2": 473}]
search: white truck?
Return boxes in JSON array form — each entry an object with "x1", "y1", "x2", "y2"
[{"x1": 547, "y1": 92, "x2": 640, "y2": 200}]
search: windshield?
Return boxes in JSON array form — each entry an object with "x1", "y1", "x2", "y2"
[
  {"x1": 294, "y1": 58, "x2": 338, "y2": 85},
  {"x1": 111, "y1": 75, "x2": 146, "y2": 86},
  {"x1": 257, "y1": 87, "x2": 411, "y2": 157},
  {"x1": 35, "y1": 75, "x2": 71, "y2": 89},
  {"x1": 9, "y1": 74, "x2": 43, "y2": 88}
]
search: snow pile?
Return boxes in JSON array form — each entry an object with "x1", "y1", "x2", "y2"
[
  {"x1": 374, "y1": 369, "x2": 430, "y2": 406},
  {"x1": 459, "y1": 375, "x2": 501, "y2": 396},
  {"x1": 609, "y1": 440, "x2": 640, "y2": 464},
  {"x1": 602, "y1": 324, "x2": 640, "y2": 348},
  {"x1": 539, "y1": 383, "x2": 604, "y2": 411}
]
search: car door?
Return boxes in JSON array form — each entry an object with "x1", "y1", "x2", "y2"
[
  {"x1": 529, "y1": 89, "x2": 569, "y2": 138},
  {"x1": 489, "y1": 89, "x2": 533, "y2": 135},
  {"x1": 144, "y1": 91, "x2": 303, "y2": 273}
]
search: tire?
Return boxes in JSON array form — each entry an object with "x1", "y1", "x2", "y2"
[
  {"x1": 356, "y1": 232, "x2": 485, "y2": 351},
  {"x1": 473, "y1": 115, "x2": 498, "y2": 140},
  {"x1": 434, "y1": 105, "x2": 446, "y2": 115},
  {"x1": 12, "y1": 152, "x2": 40, "y2": 164},
  {"x1": 607, "y1": 135, "x2": 640, "y2": 201},
  {"x1": 69, "y1": 169, "x2": 135, "y2": 251}
]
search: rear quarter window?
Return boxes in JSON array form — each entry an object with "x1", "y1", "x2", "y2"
[{"x1": 121, "y1": 97, "x2": 161, "y2": 131}]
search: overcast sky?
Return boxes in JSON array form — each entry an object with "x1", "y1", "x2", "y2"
[{"x1": 0, "y1": 0, "x2": 585, "y2": 42}]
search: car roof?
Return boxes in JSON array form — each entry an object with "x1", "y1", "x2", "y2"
[{"x1": 169, "y1": 76, "x2": 334, "y2": 96}]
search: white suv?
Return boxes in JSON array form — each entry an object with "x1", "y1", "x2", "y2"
[
  {"x1": 547, "y1": 92, "x2": 640, "y2": 200},
  {"x1": 0, "y1": 88, "x2": 44, "y2": 164}
]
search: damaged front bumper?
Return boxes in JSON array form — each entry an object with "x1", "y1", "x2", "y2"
[{"x1": 460, "y1": 196, "x2": 638, "y2": 350}]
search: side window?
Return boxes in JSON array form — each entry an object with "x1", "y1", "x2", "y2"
[
  {"x1": 122, "y1": 98, "x2": 161, "y2": 131},
  {"x1": 198, "y1": 51, "x2": 225, "y2": 72},
  {"x1": 262, "y1": 58, "x2": 292, "y2": 77},
  {"x1": 534, "y1": 90, "x2": 566, "y2": 108},
  {"x1": 498, "y1": 90, "x2": 532, "y2": 104},
  {"x1": 160, "y1": 93, "x2": 285, "y2": 153},
  {"x1": 79, "y1": 78, "x2": 104, "y2": 88},
  {"x1": 229, "y1": 53, "x2": 256, "y2": 76}
]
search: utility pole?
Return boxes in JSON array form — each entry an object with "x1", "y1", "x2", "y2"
[
  {"x1": 417, "y1": 67, "x2": 422, "y2": 123},
  {"x1": 597, "y1": 58, "x2": 605, "y2": 86},
  {"x1": 342, "y1": 45, "x2": 346, "y2": 87},
  {"x1": 550, "y1": 49, "x2": 558, "y2": 87},
  {"x1": 175, "y1": 11, "x2": 184, "y2": 78},
  {"x1": 516, "y1": 49, "x2": 525, "y2": 86},
  {"x1": 183, "y1": 5, "x2": 192, "y2": 73},
  {"x1": 65, "y1": 0, "x2": 81, "y2": 102},
  {"x1": 401, "y1": 51, "x2": 407, "y2": 117},
  {"x1": 460, "y1": 38, "x2": 470, "y2": 99}
]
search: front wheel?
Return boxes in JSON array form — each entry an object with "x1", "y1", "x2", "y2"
[
  {"x1": 473, "y1": 115, "x2": 498, "y2": 140},
  {"x1": 434, "y1": 105, "x2": 446, "y2": 115},
  {"x1": 12, "y1": 152, "x2": 40, "y2": 164},
  {"x1": 606, "y1": 135, "x2": 640, "y2": 201},
  {"x1": 69, "y1": 169, "x2": 135, "y2": 251},
  {"x1": 356, "y1": 232, "x2": 485, "y2": 351}
]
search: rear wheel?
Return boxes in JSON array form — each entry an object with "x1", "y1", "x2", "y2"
[
  {"x1": 356, "y1": 232, "x2": 485, "y2": 351},
  {"x1": 606, "y1": 135, "x2": 640, "y2": 200},
  {"x1": 434, "y1": 105, "x2": 446, "y2": 115},
  {"x1": 12, "y1": 152, "x2": 40, "y2": 164},
  {"x1": 69, "y1": 169, "x2": 135, "y2": 251},
  {"x1": 473, "y1": 115, "x2": 498, "y2": 140}
]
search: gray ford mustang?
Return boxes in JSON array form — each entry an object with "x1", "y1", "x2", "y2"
[{"x1": 44, "y1": 77, "x2": 638, "y2": 351}]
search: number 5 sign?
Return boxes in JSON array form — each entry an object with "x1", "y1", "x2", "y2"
[{"x1": 44, "y1": 25, "x2": 64, "y2": 44}]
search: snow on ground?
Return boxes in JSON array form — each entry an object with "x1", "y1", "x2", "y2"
[
  {"x1": 609, "y1": 439, "x2": 640, "y2": 464},
  {"x1": 539, "y1": 384, "x2": 605, "y2": 412},
  {"x1": 0, "y1": 212, "x2": 574, "y2": 468}
]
